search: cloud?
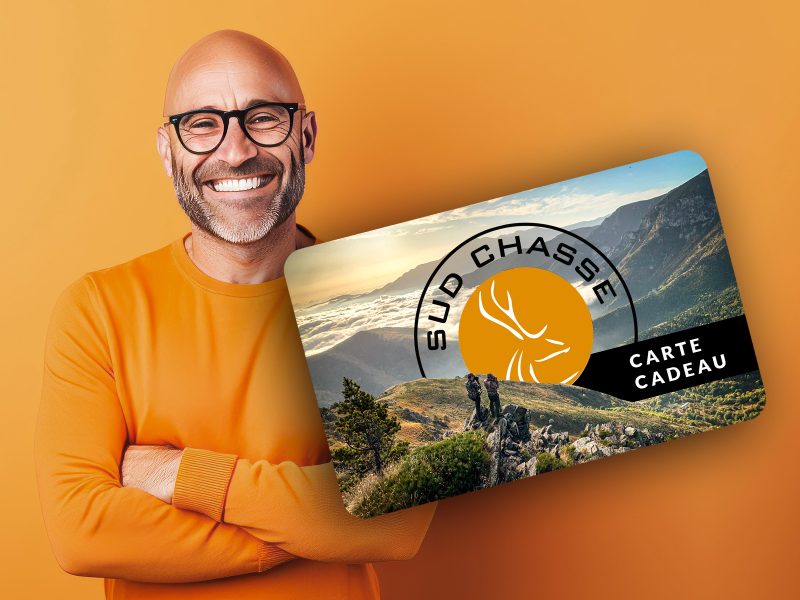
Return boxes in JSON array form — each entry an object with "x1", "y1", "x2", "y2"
[
  {"x1": 298, "y1": 287, "x2": 474, "y2": 356},
  {"x1": 348, "y1": 186, "x2": 671, "y2": 245},
  {"x1": 450, "y1": 186, "x2": 670, "y2": 224}
]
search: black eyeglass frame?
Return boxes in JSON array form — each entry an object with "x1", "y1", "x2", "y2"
[{"x1": 166, "y1": 102, "x2": 306, "y2": 155}]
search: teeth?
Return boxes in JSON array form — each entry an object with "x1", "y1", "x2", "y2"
[{"x1": 211, "y1": 176, "x2": 267, "y2": 192}]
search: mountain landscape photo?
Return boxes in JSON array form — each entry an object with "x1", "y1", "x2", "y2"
[{"x1": 282, "y1": 151, "x2": 766, "y2": 517}]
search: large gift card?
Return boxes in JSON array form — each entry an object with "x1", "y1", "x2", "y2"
[{"x1": 284, "y1": 151, "x2": 765, "y2": 517}]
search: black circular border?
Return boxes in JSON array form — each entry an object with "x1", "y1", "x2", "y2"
[{"x1": 413, "y1": 222, "x2": 638, "y2": 377}]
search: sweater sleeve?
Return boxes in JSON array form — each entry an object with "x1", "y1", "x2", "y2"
[
  {"x1": 173, "y1": 449, "x2": 438, "y2": 563},
  {"x1": 34, "y1": 275, "x2": 295, "y2": 583}
]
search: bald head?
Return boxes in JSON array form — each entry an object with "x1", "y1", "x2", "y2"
[
  {"x1": 163, "y1": 30, "x2": 305, "y2": 116},
  {"x1": 156, "y1": 31, "x2": 317, "y2": 246}
]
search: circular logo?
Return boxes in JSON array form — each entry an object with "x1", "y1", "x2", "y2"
[
  {"x1": 458, "y1": 267, "x2": 593, "y2": 384},
  {"x1": 413, "y1": 223, "x2": 637, "y2": 381}
]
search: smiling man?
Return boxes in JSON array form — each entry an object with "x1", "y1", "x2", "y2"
[{"x1": 35, "y1": 30, "x2": 436, "y2": 599}]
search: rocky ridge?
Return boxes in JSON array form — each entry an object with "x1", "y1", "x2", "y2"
[{"x1": 460, "y1": 403, "x2": 667, "y2": 485}]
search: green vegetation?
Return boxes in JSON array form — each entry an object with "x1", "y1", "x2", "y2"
[
  {"x1": 535, "y1": 452, "x2": 567, "y2": 473},
  {"x1": 347, "y1": 430, "x2": 491, "y2": 518},
  {"x1": 533, "y1": 444, "x2": 576, "y2": 473},
  {"x1": 642, "y1": 371, "x2": 766, "y2": 428},
  {"x1": 643, "y1": 285, "x2": 744, "y2": 339},
  {"x1": 329, "y1": 378, "x2": 409, "y2": 492}
]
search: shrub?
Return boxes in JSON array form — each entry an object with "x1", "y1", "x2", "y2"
[
  {"x1": 559, "y1": 444, "x2": 576, "y2": 466},
  {"x1": 535, "y1": 451, "x2": 567, "y2": 473},
  {"x1": 349, "y1": 430, "x2": 491, "y2": 518}
]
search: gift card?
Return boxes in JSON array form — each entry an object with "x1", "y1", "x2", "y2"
[{"x1": 284, "y1": 150, "x2": 765, "y2": 517}]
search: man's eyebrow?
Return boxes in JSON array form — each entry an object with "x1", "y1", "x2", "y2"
[
  {"x1": 194, "y1": 99, "x2": 284, "y2": 111},
  {"x1": 243, "y1": 98, "x2": 281, "y2": 108}
]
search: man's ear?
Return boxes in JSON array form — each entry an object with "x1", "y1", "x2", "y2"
[
  {"x1": 156, "y1": 126, "x2": 174, "y2": 177},
  {"x1": 301, "y1": 111, "x2": 317, "y2": 165}
]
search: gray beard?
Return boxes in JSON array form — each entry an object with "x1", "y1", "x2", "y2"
[{"x1": 172, "y1": 152, "x2": 305, "y2": 244}]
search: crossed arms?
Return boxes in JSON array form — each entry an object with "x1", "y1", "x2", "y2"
[{"x1": 34, "y1": 276, "x2": 436, "y2": 584}]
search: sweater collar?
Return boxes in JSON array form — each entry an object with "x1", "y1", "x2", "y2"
[{"x1": 170, "y1": 224, "x2": 319, "y2": 298}]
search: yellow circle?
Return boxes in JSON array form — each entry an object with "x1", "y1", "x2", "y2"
[{"x1": 458, "y1": 267, "x2": 593, "y2": 384}]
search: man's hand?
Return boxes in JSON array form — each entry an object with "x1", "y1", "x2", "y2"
[{"x1": 121, "y1": 445, "x2": 183, "y2": 503}]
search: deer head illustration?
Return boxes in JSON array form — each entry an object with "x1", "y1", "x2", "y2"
[{"x1": 477, "y1": 279, "x2": 579, "y2": 384}]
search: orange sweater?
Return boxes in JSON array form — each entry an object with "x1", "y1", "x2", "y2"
[{"x1": 35, "y1": 228, "x2": 436, "y2": 599}]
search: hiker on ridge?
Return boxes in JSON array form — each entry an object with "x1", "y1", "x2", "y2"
[
  {"x1": 484, "y1": 373, "x2": 501, "y2": 419},
  {"x1": 465, "y1": 373, "x2": 483, "y2": 419}
]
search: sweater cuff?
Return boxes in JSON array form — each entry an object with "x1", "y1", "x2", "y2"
[
  {"x1": 173, "y1": 447, "x2": 237, "y2": 522},
  {"x1": 257, "y1": 543, "x2": 295, "y2": 572}
]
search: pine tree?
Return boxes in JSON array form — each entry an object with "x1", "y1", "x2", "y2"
[{"x1": 331, "y1": 377, "x2": 407, "y2": 476}]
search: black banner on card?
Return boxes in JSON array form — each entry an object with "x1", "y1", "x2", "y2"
[{"x1": 574, "y1": 315, "x2": 759, "y2": 401}]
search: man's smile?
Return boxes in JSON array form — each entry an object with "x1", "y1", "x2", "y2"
[{"x1": 203, "y1": 174, "x2": 275, "y2": 193}]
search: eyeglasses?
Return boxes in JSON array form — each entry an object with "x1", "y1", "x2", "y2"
[{"x1": 166, "y1": 102, "x2": 305, "y2": 155}]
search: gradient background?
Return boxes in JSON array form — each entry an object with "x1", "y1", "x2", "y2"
[{"x1": 3, "y1": 1, "x2": 798, "y2": 597}]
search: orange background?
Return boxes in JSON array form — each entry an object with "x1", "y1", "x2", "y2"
[{"x1": 2, "y1": 1, "x2": 798, "y2": 597}]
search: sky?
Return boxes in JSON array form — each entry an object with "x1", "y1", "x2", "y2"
[{"x1": 284, "y1": 150, "x2": 708, "y2": 307}]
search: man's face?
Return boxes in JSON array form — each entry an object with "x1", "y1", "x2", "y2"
[{"x1": 163, "y1": 58, "x2": 308, "y2": 244}]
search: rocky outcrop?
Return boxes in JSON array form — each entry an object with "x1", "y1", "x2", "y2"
[
  {"x1": 463, "y1": 405, "x2": 491, "y2": 430},
  {"x1": 461, "y1": 405, "x2": 667, "y2": 486},
  {"x1": 571, "y1": 422, "x2": 665, "y2": 461}
]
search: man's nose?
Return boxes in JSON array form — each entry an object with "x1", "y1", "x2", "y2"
[{"x1": 214, "y1": 117, "x2": 258, "y2": 166}]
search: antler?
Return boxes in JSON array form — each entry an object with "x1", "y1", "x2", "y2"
[
  {"x1": 479, "y1": 277, "x2": 576, "y2": 383},
  {"x1": 478, "y1": 280, "x2": 547, "y2": 340}
]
